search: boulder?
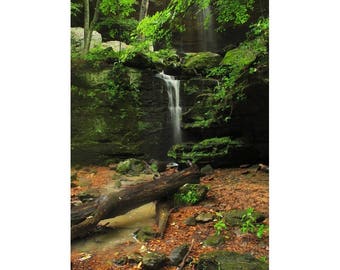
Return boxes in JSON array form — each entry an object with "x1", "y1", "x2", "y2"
[
  {"x1": 142, "y1": 252, "x2": 167, "y2": 270},
  {"x1": 197, "y1": 251, "x2": 268, "y2": 270},
  {"x1": 203, "y1": 234, "x2": 225, "y2": 247},
  {"x1": 224, "y1": 209, "x2": 266, "y2": 227},
  {"x1": 134, "y1": 226, "x2": 158, "y2": 242},
  {"x1": 200, "y1": 164, "x2": 214, "y2": 175},
  {"x1": 71, "y1": 27, "x2": 102, "y2": 53},
  {"x1": 184, "y1": 216, "x2": 197, "y2": 226},
  {"x1": 220, "y1": 37, "x2": 267, "y2": 68},
  {"x1": 175, "y1": 184, "x2": 209, "y2": 206},
  {"x1": 183, "y1": 52, "x2": 222, "y2": 71},
  {"x1": 116, "y1": 158, "x2": 147, "y2": 175},
  {"x1": 195, "y1": 212, "x2": 214, "y2": 223},
  {"x1": 169, "y1": 244, "x2": 189, "y2": 265},
  {"x1": 102, "y1": 40, "x2": 130, "y2": 52}
]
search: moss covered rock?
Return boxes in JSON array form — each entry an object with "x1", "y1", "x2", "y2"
[
  {"x1": 169, "y1": 244, "x2": 189, "y2": 266},
  {"x1": 116, "y1": 158, "x2": 147, "y2": 175},
  {"x1": 142, "y1": 252, "x2": 167, "y2": 270},
  {"x1": 200, "y1": 164, "x2": 214, "y2": 175},
  {"x1": 183, "y1": 52, "x2": 222, "y2": 71},
  {"x1": 197, "y1": 251, "x2": 268, "y2": 270},
  {"x1": 74, "y1": 69, "x2": 112, "y2": 88},
  {"x1": 175, "y1": 184, "x2": 209, "y2": 206},
  {"x1": 223, "y1": 209, "x2": 266, "y2": 227},
  {"x1": 168, "y1": 137, "x2": 250, "y2": 166},
  {"x1": 134, "y1": 226, "x2": 158, "y2": 242},
  {"x1": 195, "y1": 212, "x2": 214, "y2": 223},
  {"x1": 221, "y1": 37, "x2": 267, "y2": 68},
  {"x1": 203, "y1": 234, "x2": 225, "y2": 247}
]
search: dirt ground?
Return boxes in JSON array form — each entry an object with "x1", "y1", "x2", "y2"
[{"x1": 71, "y1": 165, "x2": 269, "y2": 270}]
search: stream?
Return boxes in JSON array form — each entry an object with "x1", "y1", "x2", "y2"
[{"x1": 72, "y1": 202, "x2": 155, "y2": 252}]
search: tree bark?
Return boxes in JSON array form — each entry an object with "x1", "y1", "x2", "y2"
[
  {"x1": 139, "y1": 0, "x2": 149, "y2": 21},
  {"x1": 71, "y1": 165, "x2": 201, "y2": 240},
  {"x1": 83, "y1": 0, "x2": 90, "y2": 56},
  {"x1": 83, "y1": 0, "x2": 102, "y2": 55}
]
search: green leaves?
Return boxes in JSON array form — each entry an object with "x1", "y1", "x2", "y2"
[
  {"x1": 214, "y1": 0, "x2": 255, "y2": 30},
  {"x1": 100, "y1": 0, "x2": 136, "y2": 17},
  {"x1": 241, "y1": 207, "x2": 268, "y2": 239},
  {"x1": 214, "y1": 212, "x2": 227, "y2": 235},
  {"x1": 71, "y1": 2, "x2": 82, "y2": 17}
]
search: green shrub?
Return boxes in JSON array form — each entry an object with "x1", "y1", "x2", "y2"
[
  {"x1": 214, "y1": 212, "x2": 227, "y2": 235},
  {"x1": 241, "y1": 207, "x2": 268, "y2": 239}
]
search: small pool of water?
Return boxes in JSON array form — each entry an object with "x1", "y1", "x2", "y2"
[{"x1": 72, "y1": 202, "x2": 156, "y2": 252}]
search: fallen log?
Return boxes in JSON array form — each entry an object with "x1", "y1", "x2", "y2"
[{"x1": 71, "y1": 165, "x2": 200, "y2": 240}]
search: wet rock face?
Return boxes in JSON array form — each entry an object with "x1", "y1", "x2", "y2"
[
  {"x1": 71, "y1": 49, "x2": 268, "y2": 165},
  {"x1": 71, "y1": 66, "x2": 171, "y2": 165},
  {"x1": 197, "y1": 251, "x2": 269, "y2": 270}
]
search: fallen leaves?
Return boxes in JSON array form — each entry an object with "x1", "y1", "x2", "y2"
[{"x1": 71, "y1": 167, "x2": 269, "y2": 270}]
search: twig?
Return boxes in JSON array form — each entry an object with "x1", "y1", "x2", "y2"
[{"x1": 176, "y1": 239, "x2": 195, "y2": 270}]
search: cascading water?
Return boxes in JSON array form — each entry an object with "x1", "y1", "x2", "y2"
[
  {"x1": 199, "y1": 5, "x2": 217, "y2": 51},
  {"x1": 156, "y1": 71, "x2": 182, "y2": 144}
]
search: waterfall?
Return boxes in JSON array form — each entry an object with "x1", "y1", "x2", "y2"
[
  {"x1": 199, "y1": 5, "x2": 216, "y2": 51},
  {"x1": 156, "y1": 71, "x2": 182, "y2": 144}
]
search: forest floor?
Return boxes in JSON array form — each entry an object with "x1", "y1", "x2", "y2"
[{"x1": 71, "y1": 165, "x2": 269, "y2": 270}]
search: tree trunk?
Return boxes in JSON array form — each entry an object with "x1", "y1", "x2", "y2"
[
  {"x1": 139, "y1": 0, "x2": 150, "y2": 21},
  {"x1": 71, "y1": 165, "x2": 200, "y2": 240},
  {"x1": 83, "y1": 0, "x2": 90, "y2": 56},
  {"x1": 83, "y1": 0, "x2": 102, "y2": 55}
]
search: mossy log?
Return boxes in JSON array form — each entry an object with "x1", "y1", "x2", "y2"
[{"x1": 71, "y1": 165, "x2": 200, "y2": 240}]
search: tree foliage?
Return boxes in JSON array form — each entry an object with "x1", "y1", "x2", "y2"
[{"x1": 213, "y1": 0, "x2": 255, "y2": 30}]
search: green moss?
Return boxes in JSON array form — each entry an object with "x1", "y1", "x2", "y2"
[
  {"x1": 116, "y1": 158, "x2": 146, "y2": 175},
  {"x1": 168, "y1": 137, "x2": 243, "y2": 164},
  {"x1": 197, "y1": 251, "x2": 268, "y2": 270},
  {"x1": 221, "y1": 37, "x2": 267, "y2": 68},
  {"x1": 203, "y1": 234, "x2": 225, "y2": 247},
  {"x1": 150, "y1": 163, "x2": 158, "y2": 172},
  {"x1": 184, "y1": 52, "x2": 222, "y2": 71},
  {"x1": 147, "y1": 49, "x2": 179, "y2": 66},
  {"x1": 174, "y1": 184, "x2": 208, "y2": 206},
  {"x1": 134, "y1": 226, "x2": 158, "y2": 242},
  {"x1": 223, "y1": 209, "x2": 266, "y2": 227},
  {"x1": 82, "y1": 46, "x2": 119, "y2": 69}
]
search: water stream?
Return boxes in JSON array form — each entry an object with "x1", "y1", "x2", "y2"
[
  {"x1": 156, "y1": 71, "x2": 182, "y2": 144},
  {"x1": 72, "y1": 202, "x2": 155, "y2": 252}
]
